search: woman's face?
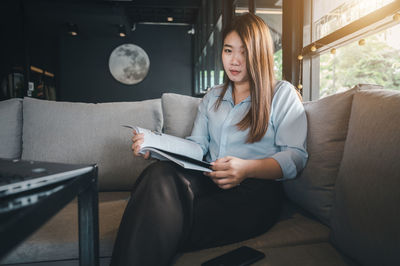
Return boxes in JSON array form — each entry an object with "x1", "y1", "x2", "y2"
[{"x1": 222, "y1": 31, "x2": 249, "y2": 85}]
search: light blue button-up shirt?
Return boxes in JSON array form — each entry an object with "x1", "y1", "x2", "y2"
[{"x1": 187, "y1": 80, "x2": 308, "y2": 181}]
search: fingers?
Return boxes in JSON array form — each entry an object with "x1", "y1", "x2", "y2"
[
  {"x1": 131, "y1": 141, "x2": 144, "y2": 157},
  {"x1": 131, "y1": 132, "x2": 145, "y2": 157},
  {"x1": 211, "y1": 156, "x2": 233, "y2": 171},
  {"x1": 219, "y1": 183, "x2": 238, "y2": 190},
  {"x1": 210, "y1": 176, "x2": 240, "y2": 189},
  {"x1": 204, "y1": 171, "x2": 240, "y2": 189},
  {"x1": 211, "y1": 177, "x2": 231, "y2": 186},
  {"x1": 143, "y1": 151, "x2": 150, "y2": 160},
  {"x1": 211, "y1": 161, "x2": 230, "y2": 171},
  {"x1": 213, "y1": 156, "x2": 231, "y2": 164},
  {"x1": 132, "y1": 143, "x2": 142, "y2": 156},
  {"x1": 205, "y1": 170, "x2": 229, "y2": 179},
  {"x1": 132, "y1": 133, "x2": 144, "y2": 142}
]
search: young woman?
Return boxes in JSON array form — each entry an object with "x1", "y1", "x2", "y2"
[{"x1": 111, "y1": 13, "x2": 307, "y2": 266}]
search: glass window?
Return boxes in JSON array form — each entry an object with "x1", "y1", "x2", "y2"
[
  {"x1": 319, "y1": 23, "x2": 400, "y2": 98},
  {"x1": 219, "y1": 70, "x2": 225, "y2": 85},
  {"x1": 313, "y1": 0, "x2": 395, "y2": 41},
  {"x1": 207, "y1": 0, "x2": 214, "y2": 36},
  {"x1": 194, "y1": 0, "x2": 223, "y2": 94},
  {"x1": 214, "y1": 15, "x2": 223, "y2": 85},
  {"x1": 199, "y1": 70, "x2": 203, "y2": 92},
  {"x1": 207, "y1": 32, "x2": 215, "y2": 88},
  {"x1": 214, "y1": 0, "x2": 222, "y2": 25},
  {"x1": 255, "y1": 1, "x2": 283, "y2": 81}
]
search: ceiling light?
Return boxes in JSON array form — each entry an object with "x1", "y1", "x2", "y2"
[
  {"x1": 167, "y1": 17, "x2": 174, "y2": 22},
  {"x1": 67, "y1": 23, "x2": 79, "y2": 36},
  {"x1": 118, "y1": 25, "x2": 126, "y2": 37},
  {"x1": 187, "y1": 26, "x2": 195, "y2": 35}
]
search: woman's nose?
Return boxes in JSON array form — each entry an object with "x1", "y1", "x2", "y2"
[{"x1": 231, "y1": 54, "x2": 241, "y2": 65}]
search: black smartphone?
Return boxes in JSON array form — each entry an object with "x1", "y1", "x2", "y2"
[{"x1": 201, "y1": 246, "x2": 265, "y2": 266}]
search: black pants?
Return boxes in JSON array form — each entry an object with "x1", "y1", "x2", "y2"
[{"x1": 111, "y1": 161, "x2": 283, "y2": 266}]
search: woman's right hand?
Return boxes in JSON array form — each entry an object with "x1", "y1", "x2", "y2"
[{"x1": 131, "y1": 130, "x2": 150, "y2": 159}]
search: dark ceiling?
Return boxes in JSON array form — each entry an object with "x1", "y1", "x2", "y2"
[
  {"x1": 23, "y1": 0, "x2": 202, "y2": 25},
  {"x1": 12, "y1": 0, "x2": 202, "y2": 39},
  {"x1": 107, "y1": 0, "x2": 201, "y2": 24},
  {"x1": 21, "y1": 0, "x2": 282, "y2": 26},
  {"x1": 14, "y1": 0, "x2": 282, "y2": 38}
]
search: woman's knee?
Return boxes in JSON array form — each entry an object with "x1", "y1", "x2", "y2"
[{"x1": 136, "y1": 161, "x2": 182, "y2": 190}]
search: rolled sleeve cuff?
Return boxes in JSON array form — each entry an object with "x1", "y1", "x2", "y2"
[
  {"x1": 185, "y1": 136, "x2": 208, "y2": 155},
  {"x1": 271, "y1": 151, "x2": 298, "y2": 181}
]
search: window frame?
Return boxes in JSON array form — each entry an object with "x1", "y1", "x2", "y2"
[{"x1": 302, "y1": 0, "x2": 400, "y2": 101}]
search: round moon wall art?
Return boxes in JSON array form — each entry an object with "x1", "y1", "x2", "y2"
[{"x1": 108, "y1": 44, "x2": 150, "y2": 85}]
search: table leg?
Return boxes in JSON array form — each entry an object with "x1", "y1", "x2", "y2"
[{"x1": 78, "y1": 167, "x2": 99, "y2": 266}]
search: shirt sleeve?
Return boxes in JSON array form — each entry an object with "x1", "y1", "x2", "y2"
[
  {"x1": 185, "y1": 91, "x2": 212, "y2": 156},
  {"x1": 270, "y1": 82, "x2": 308, "y2": 181}
]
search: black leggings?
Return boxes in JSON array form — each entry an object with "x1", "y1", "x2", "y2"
[{"x1": 111, "y1": 161, "x2": 283, "y2": 266}]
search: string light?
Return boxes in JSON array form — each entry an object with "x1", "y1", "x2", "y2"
[
  {"x1": 310, "y1": 45, "x2": 317, "y2": 52},
  {"x1": 394, "y1": 13, "x2": 400, "y2": 22},
  {"x1": 297, "y1": 54, "x2": 303, "y2": 94},
  {"x1": 358, "y1": 39, "x2": 366, "y2": 46},
  {"x1": 330, "y1": 48, "x2": 336, "y2": 54}
]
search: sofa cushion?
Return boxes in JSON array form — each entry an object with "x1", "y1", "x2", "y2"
[
  {"x1": 174, "y1": 201, "x2": 330, "y2": 265},
  {"x1": 0, "y1": 192, "x2": 129, "y2": 264},
  {"x1": 282, "y1": 88, "x2": 355, "y2": 225},
  {"x1": 283, "y1": 84, "x2": 382, "y2": 225},
  {"x1": 0, "y1": 98, "x2": 23, "y2": 159},
  {"x1": 175, "y1": 242, "x2": 355, "y2": 266},
  {"x1": 161, "y1": 93, "x2": 201, "y2": 137},
  {"x1": 21, "y1": 97, "x2": 163, "y2": 191},
  {"x1": 330, "y1": 89, "x2": 400, "y2": 266}
]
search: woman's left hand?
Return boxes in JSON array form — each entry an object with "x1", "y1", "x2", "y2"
[{"x1": 205, "y1": 156, "x2": 248, "y2": 189}]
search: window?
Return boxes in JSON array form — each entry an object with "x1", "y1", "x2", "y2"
[
  {"x1": 194, "y1": 0, "x2": 223, "y2": 95},
  {"x1": 302, "y1": 0, "x2": 400, "y2": 100},
  {"x1": 313, "y1": 0, "x2": 395, "y2": 40},
  {"x1": 320, "y1": 23, "x2": 400, "y2": 97}
]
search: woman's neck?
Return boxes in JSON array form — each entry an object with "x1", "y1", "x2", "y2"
[{"x1": 232, "y1": 81, "x2": 250, "y2": 105}]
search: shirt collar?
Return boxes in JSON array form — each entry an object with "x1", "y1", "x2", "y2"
[{"x1": 220, "y1": 82, "x2": 251, "y2": 104}]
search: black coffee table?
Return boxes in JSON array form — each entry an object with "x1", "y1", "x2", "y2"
[{"x1": 0, "y1": 164, "x2": 99, "y2": 266}]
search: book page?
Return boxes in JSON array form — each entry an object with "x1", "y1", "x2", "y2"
[{"x1": 122, "y1": 125, "x2": 204, "y2": 161}]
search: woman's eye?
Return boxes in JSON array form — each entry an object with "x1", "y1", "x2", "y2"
[{"x1": 224, "y1": 49, "x2": 231, "y2": 53}]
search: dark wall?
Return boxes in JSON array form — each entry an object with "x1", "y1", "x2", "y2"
[
  {"x1": 59, "y1": 24, "x2": 193, "y2": 103},
  {"x1": 0, "y1": 0, "x2": 25, "y2": 100},
  {"x1": 0, "y1": 1, "x2": 193, "y2": 103}
]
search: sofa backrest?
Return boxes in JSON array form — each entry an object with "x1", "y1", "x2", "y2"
[
  {"x1": 283, "y1": 84, "x2": 382, "y2": 225},
  {"x1": 0, "y1": 98, "x2": 23, "y2": 159},
  {"x1": 330, "y1": 89, "x2": 400, "y2": 266},
  {"x1": 21, "y1": 97, "x2": 163, "y2": 191},
  {"x1": 161, "y1": 93, "x2": 202, "y2": 138}
]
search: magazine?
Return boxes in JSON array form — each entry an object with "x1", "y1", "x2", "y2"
[{"x1": 122, "y1": 125, "x2": 212, "y2": 172}]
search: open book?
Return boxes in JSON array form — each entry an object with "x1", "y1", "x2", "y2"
[{"x1": 122, "y1": 125, "x2": 212, "y2": 172}]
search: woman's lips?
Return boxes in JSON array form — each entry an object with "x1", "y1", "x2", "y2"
[{"x1": 230, "y1": 70, "x2": 241, "y2": 76}]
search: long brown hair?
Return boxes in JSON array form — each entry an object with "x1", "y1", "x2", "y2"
[{"x1": 215, "y1": 13, "x2": 276, "y2": 143}]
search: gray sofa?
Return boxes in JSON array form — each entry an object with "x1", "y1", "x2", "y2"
[{"x1": 0, "y1": 84, "x2": 399, "y2": 266}]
